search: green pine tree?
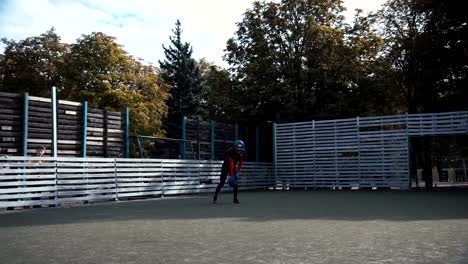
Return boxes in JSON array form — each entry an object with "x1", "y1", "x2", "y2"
[{"x1": 159, "y1": 20, "x2": 204, "y2": 121}]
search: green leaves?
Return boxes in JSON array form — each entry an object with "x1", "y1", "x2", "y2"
[
  {"x1": 159, "y1": 20, "x2": 204, "y2": 121},
  {"x1": 198, "y1": 59, "x2": 239, "y2": 122},
  {"x1": 0, "y1": 28, "x2": 66, "y2": 97},
  {"x1": 379, "y1": 0, "x2": 468, "y2": 113},
  {"x1": 0, "y1": 29, "x2": 169, "y2": 136},
  {"x1": 62, "y1": 32, "x2": 169, "y2": 136},
  {"x1": 225, "y1": 0, "x2": 397, "y2": 122}
]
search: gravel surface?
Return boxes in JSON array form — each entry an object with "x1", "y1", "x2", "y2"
[{"x1": 1, "y1": 190, "x2": 468, "y2": 264}]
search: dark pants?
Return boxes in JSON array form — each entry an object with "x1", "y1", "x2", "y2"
[{"x1": 214, "y1": 165, "x2": 238, "y2": 199}]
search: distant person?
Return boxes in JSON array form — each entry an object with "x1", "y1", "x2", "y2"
[
  {"x1": 36, "y1": 146, "x2": 46, "y2": 157},
  {"x1": 31, "y1": 146, "x2": 51, "y2": 206},
  {"x1": 432, "y1": 165, "x2": 440, "y2": 187},
  {"x1": 0, "y1": 147, "x2": 8, "y2": 158},
  {"x1": 29, "y1": 146, "x2": 46, "y2": 164},
  {"x1": 0, "y1": 147, "x2": 9, "y2": 174},
  {"x1": 213, "y1": 140, "x2": 246, "y2": 204}
]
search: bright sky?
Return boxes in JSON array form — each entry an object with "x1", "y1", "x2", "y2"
[{"x1": 0, "y1": 0, "x2": 386, "y2": 68}]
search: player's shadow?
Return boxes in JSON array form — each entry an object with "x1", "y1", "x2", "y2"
[{"x1": 1, "y1": 190, "x2": 468, "y2": 227}]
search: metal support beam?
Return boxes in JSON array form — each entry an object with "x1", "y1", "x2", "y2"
[
  {"x1": 22, "y1": 93, "x2": 29, "y2": 157},
  {"x1": 82, "y1": 101, "x2": 88, "y2": 157},
  {"x1": 51, "y1": 86, "x2": 57, "y2": 158},
  {"x1": 181, "y1": 116, "x2": 186, "y2": 159},
  {"x1": 210, "y1": 120, "x2": 215, "y2": 160},
  {"x1": 406, "y1": 113, "x2": 411, "y2": 189},
  {"x1": 104, "y1": 110, "x2": 109, "y2": 157},
  {"x1": 357, "y1": 116, "x2": 360, "y2": 187},
  {"x1": 272, "y1": 123, "x2": 277, "y2": 188},
  {"x1": 124, "y1": 107, "x2": 129, "y2": 158}
]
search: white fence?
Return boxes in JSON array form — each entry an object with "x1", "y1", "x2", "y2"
[
  {"x1": 275, "y1": 111, "x2": 468, "y2": 190},
  {"x1": 0, "y1": 157, "x2": 273, "y2": 209}
]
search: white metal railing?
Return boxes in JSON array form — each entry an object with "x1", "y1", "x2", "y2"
[
  {"x1": 0, "y1": 157, "x2": 273, "y2": 209},
  {"x1": 275, "y1": 111, "x2": 468, "y2": 190}
]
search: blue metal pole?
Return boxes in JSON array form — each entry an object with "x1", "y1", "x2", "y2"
[
  {"x1": 124, "y1": 107, "x2": 129, "y2": 158},
  {"x1": 256, "y1": 126, "x2": 260, "y2": 162},
  {"x1": 51, "y1": 86, "x2": 57, "y2": 158},
  {"x1": 181, "y1": 116, "x2": 186, "y2": 159},
  {"x1": 82, "y1": 101, "x2": 88, "y2": 157},
  {"x1": 273, "y1": 123, "x2": 277, "y2": 187},
  {"x1": 22, "y1": 93, "x2": 29, "y2": 157},
  {"x1": 406, "y1": 113, "x2": 411, "y2": 189},
  {"x1": 211, "y1": 120, "x2": 215, "y2": 160}
]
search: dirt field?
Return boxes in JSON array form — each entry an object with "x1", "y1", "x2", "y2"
[{"x1": 1, "y1": 190, "x2": 468, "y2": 264}]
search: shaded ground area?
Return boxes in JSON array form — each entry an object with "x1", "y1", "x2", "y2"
[{"x1": 1, "y1": 190, "x2": 468, "y2": 264}]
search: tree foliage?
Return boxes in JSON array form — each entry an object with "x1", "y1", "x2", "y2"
[
  {"x1": 198, "y1": 58, "x2": 240, "y2": 121},
  {"x1": 63, "y1": 32, "x2": 169, "y2": 135},
  {"x1": 0, "y1": 30, "x2": 169, "y2": 136},
  {"x1": 0, "y1": 28, "x2": 66, "y2": 97},
  {"x1": 379, "y1": 0, "x2": 468, "y2": 113},
  {"x1": 224, "y1": 0, "x2": 400, "y2": 123},
  {"x1": 159, "y1": 20, "x2": 204, "y2": 121}
]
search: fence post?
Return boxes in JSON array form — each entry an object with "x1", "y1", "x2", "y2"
[
  {"x1": 114, "y1": 158, "x2": 119, "y2": 201},
  {"x1": 210, "y1": 120, "x2": 215, "y2": 160},
  {"x1": 272, "y1": 123, "x2": 277, "y2": 189},
  {"x1": 51, "y1": 86, "x2": 57, "y2": 158},
  {"x1": 312, "y1": 120, "x2": 316, "y2": 188},
  {"x1": 23, "y1": 93, "x2": 29, "y2": 157},
  {"x1": 55, "y1": 158, "x2": 59, "y2": 207},
  {"x1": 104, "y1": 110, "x2": 109, "y2": 157},
  {"x1": 161, "y1": 160, "x2": 165, "y2": 197},
  {"x1": 357, "y1": 116, "x2": 360, "y2": 188},
  {"x1": 181, "y1": 116, "x2": 186, "y2": 159},
  {"x1": 197, "y1": 158, "x2": 201, "y2": 192},
  {"x1": 124, "y1": 107, "x2": 129, "y2": 158},
  {"x1": 21, "y1": 93, "x2": 29, "y2": 190},
  {"x1": 82, "y1": 101, "x2": 88, "y2": 158},
  {"x1": 406, "y1": 113, "x2": 411, "y2": 189}
]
